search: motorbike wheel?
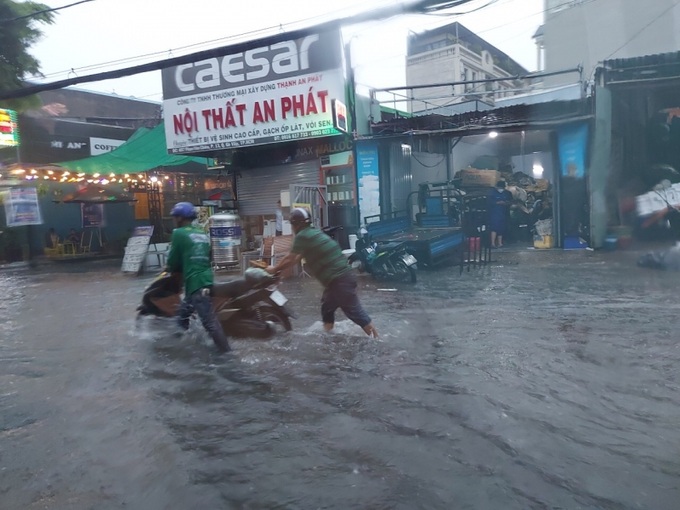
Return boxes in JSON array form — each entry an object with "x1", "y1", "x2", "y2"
[
  {"x1": 257, "y1": 304, "x2": 293, "y2": 332},
  {"x1": 394, "y1": 261, "x2": 417, "y2": 283}
]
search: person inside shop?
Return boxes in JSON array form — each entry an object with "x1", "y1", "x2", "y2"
[
  {"x1": 265, "y1": 207, "x2": 379, "y2": 338},
  {"x1": 165, "y1": 201, "x2": 231, "y2": 353},
  {"x1": 67, "y1": 228, "x2": 81, "y2": 245},
  {"x1": 275, "y1": 199, "x2": 284, "y2": 236},
  {"x1": 44, "y1": 227, "x2": 59, "y2": 250},
  {"x1": 488, "y1": 180, "x2": 513, "y2": 248}
]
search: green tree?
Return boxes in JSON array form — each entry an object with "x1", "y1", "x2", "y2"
[{"x1": 0, "y1": 0, "x2": 54, "y2": 111}]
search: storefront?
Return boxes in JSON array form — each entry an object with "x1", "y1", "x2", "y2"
[
  {"x1": 594, "y1": 51, "x2": 680, "y2": 246},
  {"x1": 159, "y1": 27, "x2": 357, "y2": 248},
  {"x1": 359, "y1": 98, "x2": 593, "y2": 249}
]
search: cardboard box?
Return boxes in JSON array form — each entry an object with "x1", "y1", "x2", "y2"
[{"x1": 460, "y1": 168, "x2": 501, "y2": 187}]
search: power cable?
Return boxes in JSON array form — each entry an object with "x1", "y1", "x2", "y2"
[
  {"x1": 2, "y1": 0, "x2": 485, "y2": 100},
  {"x1": 35, "y1": 0, "x2": 397, "y2": 81},
  {"x1": 601, "y1": 0, "x2": 680, "y2": 62},
  {"x1": 0, "y1": 0, "x2": 95, "y2": 24}
]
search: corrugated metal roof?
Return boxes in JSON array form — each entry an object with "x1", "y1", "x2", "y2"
[
  {"x1": 603, "y1": 51, "x2": 680, "y2": 70},
  {"x1": 600, "y1": 51, "x2": 680, "y2": 85},
  {"x1": 367, "y1": 98, "x2": 592, "y2": 138}
]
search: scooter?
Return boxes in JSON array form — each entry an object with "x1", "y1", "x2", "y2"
[
  {"x1": 136, "y1": 267, "x2": 295, "y2": 339},
  {"x1": 348, "y1": 234, "x2": 418, "y2": 283}
]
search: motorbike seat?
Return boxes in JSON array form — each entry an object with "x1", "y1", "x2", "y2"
[
  {"x1": 211, "y1": 278, "x2": 252, "y2": 298},
  {"x1": 375, "y1": 241, "x2": 404, "y2": 253}
]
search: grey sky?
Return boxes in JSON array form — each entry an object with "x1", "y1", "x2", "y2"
[{"x1": 28, "y1": 0, "x2": 543, "y2": 101}]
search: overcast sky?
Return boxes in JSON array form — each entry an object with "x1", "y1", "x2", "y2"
[{"x1": 28, "y1": 0, "x2": 543, "y2": 102}]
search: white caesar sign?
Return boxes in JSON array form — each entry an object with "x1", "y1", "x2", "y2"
[{"x1": 161, "y1": 29, "x2": 346, "y2": 154}]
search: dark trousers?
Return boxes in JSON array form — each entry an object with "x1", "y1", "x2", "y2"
[
  {"x1": 275, "y1": 230, "x2": 282, "y2": 236},
  {"x1": 178, "y1": 288, "x2": 231, "y2": 352},
  {"x1": 321, "y1": 272, "x2": 371, "y2": 328}
]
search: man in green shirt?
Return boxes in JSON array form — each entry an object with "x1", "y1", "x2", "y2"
[
  {"x1": 267, "y1": 208, "x2": 378, "y2": 338},
  {"x1": 165, "y1": 202, "x2": 231, "y2": 352}
]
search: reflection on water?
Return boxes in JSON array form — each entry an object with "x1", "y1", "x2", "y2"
[{"x1": 1, "y1": 252, "x2": 679, "y2": 509}]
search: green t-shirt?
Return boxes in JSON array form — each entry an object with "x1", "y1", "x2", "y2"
[
  {"x1": 291, "y1": 226, "x2": 350, "y2": 287},
  {"x1": 166, "y1": 225, "x2": 213, "y2": 295}
]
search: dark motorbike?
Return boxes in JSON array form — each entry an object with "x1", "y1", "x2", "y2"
[
  {"x1": 136, "y1": 268, "x2": 295, "y2": 339},
  {"x1": 348, "y1": 236, "x2": 418, "y2": 283}
]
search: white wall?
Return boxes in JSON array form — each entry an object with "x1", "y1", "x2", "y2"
[
  {"x1": 410, "y1": 152, "x2": 449, "y2": 192},
  {"x1": 451, "y1": 138, "x2": 497, "y2": 174},
  {"x1": 543, "y1": 0, "x2": 680, "y2": 87}
]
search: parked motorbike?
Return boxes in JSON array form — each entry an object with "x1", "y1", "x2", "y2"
[
  {"x1": 136, "y1": 267, "x2": 295, "y2": 339},
  {"x1": 348, "y1": 235, "x2": 418, "y2": 283}
]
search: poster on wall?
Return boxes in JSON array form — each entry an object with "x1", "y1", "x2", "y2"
[
  {"x1": 4, "y1": 188, "x2": 42, "y2": 227},
  {"x1": 558, "y1": 123, "x2": 589, "y2": 179},
  {"x1": 161, "y1": 29, "x2": 346, "y2": 154},
  {"x1": 81, "y1": 203, "x2": 105, "y2": 227},
  {"x1": 356, "y1": 143, "x2": 381, "y2": 222}
]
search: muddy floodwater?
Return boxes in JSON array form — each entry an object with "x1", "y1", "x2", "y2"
[{"x1": 1, "y1": 251, "x2": 678, "y2": 509}]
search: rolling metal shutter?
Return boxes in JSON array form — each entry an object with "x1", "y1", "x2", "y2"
[{"x1": 236, "y1": 160, "x2": 320, "y2": 216}]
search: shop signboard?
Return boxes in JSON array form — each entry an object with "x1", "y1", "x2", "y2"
[
  {"x1": 121, "y1": 226, "x2": 154, "y2": 273},
  {"x1": 0, "y1": 108, "x2": 20, "y2": 147},
  {"x1": 89, "y1": 137, "x2": 125, "y2": 156},
  {"x1": 4, "y1": 187, "x2": 42, "y2": 227},
  {"x1": 161, "y1": 29, "x2": 346, "y2": 154}
]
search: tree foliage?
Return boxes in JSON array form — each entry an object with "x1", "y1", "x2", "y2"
[{"x1": 0, "y1": 0, "x2": 54, "y2": 111}]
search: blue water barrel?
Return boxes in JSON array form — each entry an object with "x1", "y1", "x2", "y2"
[{"x1": 209, "y1": 213, "x2": 242, "y2": 266}]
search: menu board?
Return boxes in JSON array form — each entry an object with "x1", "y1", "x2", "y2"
[{"x1": 121, "y1": 226, "x2": 154, "y2": 273}]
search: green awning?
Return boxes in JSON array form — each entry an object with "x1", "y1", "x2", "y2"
[{"x1": 56, "y1": 124, "x2": 209, "y2": 175}]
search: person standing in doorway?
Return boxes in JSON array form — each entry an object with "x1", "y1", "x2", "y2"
[
  {"x1": 488, "y1": 180, "x2": 513, "y2": 248},
  {"x1": 275, "y1": 200, "x2": 284, "y2": 236},
  {"x1": 266, "y1": 208, "x2": 378, "y2": 338}
]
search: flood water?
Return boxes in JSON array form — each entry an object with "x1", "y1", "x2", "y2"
[{"x1": 1, "y1": 251, "x2": 678, "y2": 509}]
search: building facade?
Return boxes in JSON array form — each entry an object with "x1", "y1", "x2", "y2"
[
  {"x1": 535, "y1": 0, "x2": 680, "y2": 86},
  {"x1": 405, "y1": 22, "x2": 528, "y2": 114}
]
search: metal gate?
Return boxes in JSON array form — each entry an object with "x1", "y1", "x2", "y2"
[
  {"x1": 289, "y1": 184, "x2": 328, "y2": 228},
  {"x1": 236, "y1": 161, "x2": 319, "y2": 216}
]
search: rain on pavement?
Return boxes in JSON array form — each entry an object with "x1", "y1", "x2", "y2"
[{"x1": 0, "y1": 249, "x2": 678, "y2": 509}]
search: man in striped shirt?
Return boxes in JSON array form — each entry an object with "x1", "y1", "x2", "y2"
[{"x1": 266, "y1": 208, "x2": 378, "y2": 338}]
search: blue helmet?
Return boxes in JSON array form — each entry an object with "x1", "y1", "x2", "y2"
[{"x1": 170, "y1": 202, "x2": 196, "y2": 219}]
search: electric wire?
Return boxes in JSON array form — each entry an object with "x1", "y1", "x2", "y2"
[{"x1": 0, "y1": 0, "x2": 96, "y2": 24}]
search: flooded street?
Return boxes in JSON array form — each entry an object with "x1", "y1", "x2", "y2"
[{"x1": 1, "y1": 251, "x2": 678, "y2": 509}]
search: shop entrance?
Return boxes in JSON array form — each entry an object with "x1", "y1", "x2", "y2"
[{"x1": 289, "y1": 184, "x2": 329, "y2": 228}]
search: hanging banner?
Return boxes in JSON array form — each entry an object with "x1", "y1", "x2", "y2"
[
  {"x1": 558, "y1": 123, "x2": 589, "y2": 179},
  {"x1": 162, "y1": 29, "x2": 346, "y2": 154},
  {"x1": 4, "y1": 188, "x2": 42, "y2": 227}
]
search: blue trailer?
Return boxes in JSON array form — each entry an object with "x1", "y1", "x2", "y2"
[{"x1": 364, "y1": 211, "x2": 464, "y2": 268}]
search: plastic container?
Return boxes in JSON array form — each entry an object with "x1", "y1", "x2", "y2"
[
  {"x1": 209, "y1": 213, "x2": 242, "y2": 266},
  {"x1": 467, "y1": 236, "x2": 481, "y2": 251},
  {"x1": 563, "y1": 236, "x2": 588, "y2": 250},
  {"x1": 604, "y1": 236, "x2": 618, "y2": 250},
  {"x1": 533, "y1": 235, "x2": 554, "y2": 249}
]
